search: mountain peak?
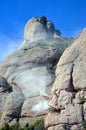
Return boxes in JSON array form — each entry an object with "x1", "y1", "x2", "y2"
[{"x1": 24, "y1": 16, "x2": 61, "y2": 41}]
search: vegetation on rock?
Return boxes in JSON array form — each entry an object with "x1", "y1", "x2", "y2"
[
  {"x1": 0, "y1": 119, "x2": 44, "y2": 130},
  {"x1": 62, "y1": 123, "x2": 70, "y2": 130},
  {"x1": 82, "y1": 120, "x2": 86, "y2": 130}
]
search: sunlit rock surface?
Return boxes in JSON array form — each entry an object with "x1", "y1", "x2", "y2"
[
  {"x1": 24, "y1": 16, "x2": 59, "y2": 41},
  {"x1": 45, "y1": 29, "x2": 86, "y2": 130},
  {"x1": 0, "y1": 16, "x2": 73, "y2": 127}
]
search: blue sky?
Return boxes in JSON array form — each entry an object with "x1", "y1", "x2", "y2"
[{"x1": 0, "y1": 0, "x2": 86, "y2": 62}]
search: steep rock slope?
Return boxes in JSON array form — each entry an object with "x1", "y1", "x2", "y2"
[
  {"x1": 45, "y1": 29, "x2": 86, "y2": 130},
  {"x1": 0, "y1": 16, "x2": 72, "y2": 127}
]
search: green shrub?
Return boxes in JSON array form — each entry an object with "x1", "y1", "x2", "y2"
[
  {"x1": 9, "y1": 120, "x2": 19, "y2": 130},
  {"x1": 82, "y1": 120, "x2": 86, "y2": 130},
  {"x1": 62, "y1": 123, "x2": 70, "y2": 130},
  {"x1": 62, "y1": 123, "x2": 68, "y2": 130},
  {"x1": 80, "y1": 98, "x2": 86, "y2": 104},
  {"x1": 25, "y1": 118, "x2": 44, "y2": 130},
  {"x1": 0, "y1": 123, "x2": 9, "y2": 130},
  {"x1": 32, "y1": 119, "x2": 44, "y2": 130},
  {"x1": 0, "y1": 118, "x2": 44, "y2": 130}
]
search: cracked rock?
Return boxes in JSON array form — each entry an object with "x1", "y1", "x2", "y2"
[{"x1": 45, "y1": 28, "x2": 86, "y2": 130}]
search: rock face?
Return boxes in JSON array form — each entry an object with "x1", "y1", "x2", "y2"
[
  {"x1": 45, "y1": 29, "x2": 86, "y2": 130},
  {"x1": 0, "y1": 76, "x2": 12, "y2": 117},
  {"x1": 24, "y1": 16, "x2": 59, "y2": 41},
  {"x1": 0, "y1": 16, "x2": 72, "y2": 127}
]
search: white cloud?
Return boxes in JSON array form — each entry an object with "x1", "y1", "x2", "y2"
[{"x1": 0, "y1": 33, "x2": 23, "y2": 63}]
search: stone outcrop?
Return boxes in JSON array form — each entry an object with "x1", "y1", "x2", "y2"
[
  {"x1": 0, "y1": 16, "x2": 72, "y2": 127},
  {"x1": 45, "y1": 29, "x2": 86, "y2": 130},
  {"x1": 24, "y1": 16, "x2": 60, "y2": 42},
  {"x1": 0, "y1": 76, "x2": 12, "y2": 117}
]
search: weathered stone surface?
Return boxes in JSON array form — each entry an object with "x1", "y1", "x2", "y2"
[
  {"x1": 45, "y1": 28, "x2": 86, "y2": 129},
  {"x1": 0, "y1": 16, "x2": 73, "y2": 126},
  {"x1": 21, "y1": 96, "x2": 48, "y2": 117},
  {"x1": 58, "y1": 90, "x2": 73, "y2": 106},
  {"x1": 71, "y1": 124, "x2": 82, "y2": 130},
  {"x1": 24, "y1": 16, "x2": 57, "y2": 41},
  {"x1": 1, "y1": 90, "x2": 24, "y2": 125},
  {"x1": 0, "y1": 76, "x2": 12, "y2": 117},
  {"x1": 48, "y1": 125, "x2": 64, "y2": 130},
  {"x1": 45, "y1": 104, "x2": 82, "y2": 128}
]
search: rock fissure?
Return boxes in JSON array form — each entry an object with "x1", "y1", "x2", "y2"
[
  {"x1": 67, "y1": 64, "x2": 75, "y2": 92},
  {"x1": 46, "y1": 123, "x2": 60, "y2": 130}
]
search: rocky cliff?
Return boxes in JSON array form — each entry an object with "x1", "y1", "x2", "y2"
[
  {"x1": 45, "y1": 29, "x2": 86, "y2": 130},
  {"x1": 0, "y1": 16, "x2": 73, "y2": 128}
]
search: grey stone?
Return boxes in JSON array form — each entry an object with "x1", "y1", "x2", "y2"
[
  {"x1": 24, "y1": 16, "x2": 55, "y2": 41},
  {"x1": 0, "y1": 16, "x2": 73, "y2": 126},
  {"x1": 0, "y1": 75, "x2": 12, "y2": 92},
  {"x1": 45, "y1": 28, "x2": 86, "y2": 129},
  {"x1": 1, "y1": 90, "x2": 24, "y2": 124}
]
